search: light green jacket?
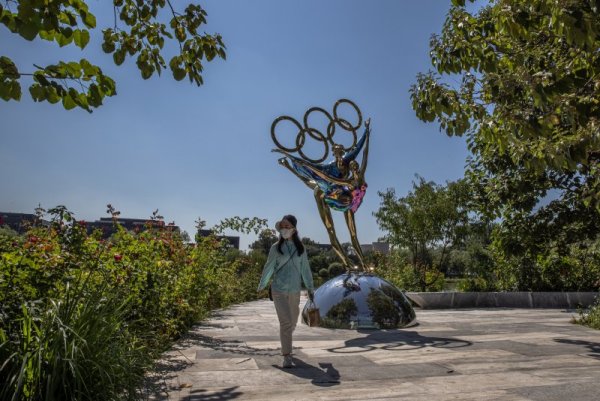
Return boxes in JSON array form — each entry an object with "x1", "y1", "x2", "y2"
[{"x1": 258, "y1": 241, "x2": 314, "y2": 293}]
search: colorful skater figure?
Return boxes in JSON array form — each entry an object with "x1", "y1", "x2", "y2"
[{"x1": 271, "y1": 99, "x2": 370, "y2": 270}]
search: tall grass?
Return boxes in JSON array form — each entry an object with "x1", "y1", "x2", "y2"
[{"x1": 0, "y1": 283, "x2": 152, "y2": 401}]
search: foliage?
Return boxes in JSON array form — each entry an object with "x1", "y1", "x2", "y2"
[
  {"x1": 212, "y1": 217, "x2": 268, "y2": 235},
  {"x1": 239, "y1": 250, "x2": 268, "y2": 301},
  {"x1": 0, "y1": 285, "x2": 150, "y2": 401},
  {"x1": 322, "y1": 298, "x2": 358, "y2": 329},
  {"x1": 327, "y1": 261, "x2": 346, "y2": 277},
  {"x1": 489, "y1": 231, "x2": 600, "y2": 291},
  {"x1": 0, "y1": 206, "x2": 263, "y2": 400},
  {"x1": 372, "y1": 250, "x2": 444, "y2": 292},
  {"x1": 303, "y1": 238, "x2": 338, "y2": 279},
  {"x1": 0, "y1": 226, "x2": 18, "y2": 239},
  {"x1": 456, "y1": 276, "x2": 495, "y2": 292},
  {"x1": 0, "y1": 0, "x2": 226, "y2": 112},
  {"x1": 249, "y1": 228, "x2": 278, "y2": 256},
  {"x1": 375, "y1": 177, "x2": 471, "y2": 290},
  {"x1": 367, "y1": 289, "x2": 401, "y2": 328},
  {"x1": 411, "y1": 0, "x2": 600, "y2": 264},
  {"x1": 451, "y1": 220, "x2": 498, "y2": 290},
  {"x1": 362, "y1": 249, "x2": 388, "y2": 270},
  {"x1": 575, "y1": 296, "x2": 600, "y2": 330}
]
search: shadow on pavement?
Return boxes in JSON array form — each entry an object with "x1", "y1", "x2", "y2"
[
  {"x1": 181, "y1": 386, "x2": 243, "y2": 400},
  {"x1": 179, "y1": 331, "x2": 280, "y2": 356},
  {"x1": 326, "y1": 329, "x2": 472, "y2": 353},
  {"x1": 555, "y1": 338, "x2": 600, "y2": 359},
  {"x1": 274, "y1": 357, "x2": 341, "y2": 387}
]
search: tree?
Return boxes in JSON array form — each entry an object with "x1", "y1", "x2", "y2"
[
  {"x1": 0, "y1": 0, "x2": 226, "y2": 112},
  {"x1": 374, "y1": 177, "x2": 471, "y2": 290},
  {"x1": 249, "y1": 228, "x2": 278, "y2": 256},
  {"x1": 410, "y1": 0, "x2": 600, "y2": 258}
]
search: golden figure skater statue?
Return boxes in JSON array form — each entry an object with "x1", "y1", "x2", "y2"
[{"x1": 271, "y1": 99, "x2": 370, "y2": 270}]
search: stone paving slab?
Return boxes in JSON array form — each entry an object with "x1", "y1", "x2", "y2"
[{"x1": 145, "y1": 297, "x2": 600, "y2": 401}]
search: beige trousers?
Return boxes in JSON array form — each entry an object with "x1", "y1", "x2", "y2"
[{"x1": 272, "y1": 290, "x2": 301, "y2": 355}]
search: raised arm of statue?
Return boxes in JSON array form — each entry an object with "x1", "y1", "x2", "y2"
[
  {"x1": 359, "y1": 122, "x2": 370, "y2": 176},
  {"x1": 342, "y1": 123, "x2": 369, "y2": 165}
]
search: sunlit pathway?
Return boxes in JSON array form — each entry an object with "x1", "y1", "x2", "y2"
[{"x1": 145, "y1": 296, "x2": 600, "y2": 401}]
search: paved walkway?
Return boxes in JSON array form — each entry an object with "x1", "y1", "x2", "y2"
[{"x1": 146, "y1": 296, "x2": 600, "y2": 401}]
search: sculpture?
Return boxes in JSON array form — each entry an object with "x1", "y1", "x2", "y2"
[
  {"x1": 271, "y1": 99, "x2": 370, "y2": 270},
  {"x1": 271, "y1": 99, "x2": 417, "y2": 329}
]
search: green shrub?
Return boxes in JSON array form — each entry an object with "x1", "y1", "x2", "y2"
[
  {"x1": 489, "y1": 232, "x2": 600, "y2": 291},
  {"x1": 575, "y1": 296, "x2": 600, "y2": 330},
  {"x1": 372, "y1": 250, "x2": 445, "y2": 292},
  {"x1": 0, "y1": 207, "x2": 264, "y2": 400},
  {"x1": 457, "y1": 277, "x2": 495, "y2": 292},
  {"x1": 327, "y1": 262, "x2": 345, "y2": 277}
]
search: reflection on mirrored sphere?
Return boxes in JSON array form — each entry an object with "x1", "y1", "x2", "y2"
[{"x1": 302, "y1": 273, "x2": 417, "y2": 329}]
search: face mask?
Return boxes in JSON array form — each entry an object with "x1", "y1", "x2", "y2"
[{"x1": 279, "y1": 228, "x2": 294, "y2": 239}]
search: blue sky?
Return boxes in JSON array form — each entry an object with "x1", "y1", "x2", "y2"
[{"x1": 0, "y1": 0, "x2": 470, "y2": 249}]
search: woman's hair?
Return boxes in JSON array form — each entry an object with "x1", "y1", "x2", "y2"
[{"x1": 276, "y1": 214, "x2": 305, "y2": 256}]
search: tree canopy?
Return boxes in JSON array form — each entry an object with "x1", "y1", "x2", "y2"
[
  {"x1": 249, "y1": 228, "x2": 278, "y2": 256},
  {"x1": 375, "y1": 177, "x2": 471, "y2": 289},
  {"x1": 0, "y1": 0, "x2": 226, "y2": 112},
  {"x1": 410, "y1": 0, "x2": 600, "y2": 255}
]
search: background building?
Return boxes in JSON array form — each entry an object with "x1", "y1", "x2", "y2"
[
  {"x1": 0, "y1": 212, "x2": 47, "y2": 233},
  {"x1": 360, "y1": 241, "x2": 390, "y2": 255},
  {"x1": 197, "y1": 229, "x2": 240, "y2": 249}
]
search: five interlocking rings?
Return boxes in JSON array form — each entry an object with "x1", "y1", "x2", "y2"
[{"x1": 271, "y1": 99, "x2": 363, "y2": 163}]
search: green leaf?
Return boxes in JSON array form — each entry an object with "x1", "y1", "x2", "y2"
[
  {"x1": 102, "y1": 40, "x2": 116, "y2": 53},
  {"x1": 62, "y1": 94, "x2": 76, "y2": 110},
  {"x1": 113, "y1": 49, "x2": 126, "y2": 66},
  {"x1": 141, "y1": 66, "x2": 153, "y2": 79},
  {"x1": 66, "y1": 62, "x2": 82, "y2": 78},
  {"x1": 46, "y1": 87, "x2": 60, "y2": 104},
  {"x1": 0, "y1": 82, "x2": 12, "y2": 101},
  {"x1": 172, "y1": 67, "x2": 186, "y2": 81},
  {"x1": 80, "y1": 59, "x2": 97, "y2": 76},
  {"x1": 29, "y1": 84, "x2": 44, "y2": 101},
  {"x1": 88, "y1": 84, "x2": 102, "y2": 106},
  {"x1": 56, "y1": 33, "x2": 73, "y2": 47},
  {"x1": 78, "y1": 92, "x2": 90, "y2": 111},
  {"x1": 169, "y1": 56, "x2": 181, "y2": 70},
  {"x1": 81, "y1": 10, "x2": 97, "y2": 28},
  {"x1": 7, "y1": 81, "x2": 21, "y2": 100},
  {"x1": 73, "y1": 29, "x2": 90, "y2": 49},
  {"x1": 39, "y1": 30, "x2": 55, "y2": 41},
  {"x1": 18, "y1": 22, "x2": 39, "y2": 41},
  {"x1": 33, "y1": 73, "x2": 50, "y2": 86}
]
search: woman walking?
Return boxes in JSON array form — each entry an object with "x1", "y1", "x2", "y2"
[{"x1": 258, "y1": 215, "x2": 314, "y2": 368}]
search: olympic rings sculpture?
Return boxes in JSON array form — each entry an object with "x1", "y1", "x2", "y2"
[{"x1": 270, "y1": 99, "x2": 363, "y2": 163}]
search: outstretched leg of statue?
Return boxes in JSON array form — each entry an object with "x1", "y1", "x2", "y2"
[
  {"x1": 314, "y1": 188, "x2": 353, "y2": 268},
  {"x1": 344, "y1": 210, "x2": 366, "y2": 271},
  {"x1": 278, "y1": 158, "x2": 315, "y2": 188}
]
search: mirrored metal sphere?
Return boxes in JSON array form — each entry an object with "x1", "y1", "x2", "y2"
[{"x1": 302, "y1": 273, "x2": 417, "y2": 329}]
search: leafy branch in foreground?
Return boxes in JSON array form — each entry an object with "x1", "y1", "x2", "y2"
[{"x1": 0, "y1": 0, "x2": 226, "y2": 112}]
